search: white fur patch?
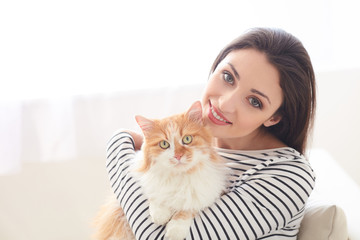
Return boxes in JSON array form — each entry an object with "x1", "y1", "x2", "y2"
[
  {"x1": 165, "y1": 217, "x2": 193, "y2": 240},
  {"x1": 148, "y1": 202, "x2": 172, "y2": 225}
]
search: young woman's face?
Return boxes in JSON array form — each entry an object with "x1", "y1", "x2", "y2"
[{"x1": 201, "y1": 48, "x2": 283, "y2": 149}]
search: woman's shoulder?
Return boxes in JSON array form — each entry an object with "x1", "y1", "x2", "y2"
[
  {"x1": 219, "y1": 146, "x2": 316, "y2": 191},
  {"x1": 215, "y1": 146, "x2": 303, "y2": 159},
  {"x1": 217, "y1": 147, "x2": 314, "y2": 177}
]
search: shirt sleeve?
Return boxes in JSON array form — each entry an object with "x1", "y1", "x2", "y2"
[
  {"x1": 106, "y1": 131, "x2": 315, "y2": 240},
  {"x1": 106, "y1": 131, "x2": 167, "y2": 239},
  {"x1": 189, "y1": 156, "x2": 316, "y2": 239}
]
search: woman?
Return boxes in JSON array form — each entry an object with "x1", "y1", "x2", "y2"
[{"x1": 106, "y1": 28, "x2": 316, "y2": 239}]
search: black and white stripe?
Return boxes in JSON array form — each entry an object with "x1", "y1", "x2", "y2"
[{"x1": 106, "y1": 132, "x2": 315, "y2": 240}]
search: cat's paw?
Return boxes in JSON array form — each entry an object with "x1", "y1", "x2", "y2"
[
  {"x1": 165, "y1": 218, "x2": 191, "y2": 240},
  {"x1": 149, "y1": 204, "x2": 172, "y2": 225}
]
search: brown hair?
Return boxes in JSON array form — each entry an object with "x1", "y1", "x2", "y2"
[{"x1": 210, "y1": 28, "x2": 316, "y2": 154}]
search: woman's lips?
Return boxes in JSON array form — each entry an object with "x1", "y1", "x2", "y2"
[{"x1": 208, "y1": 101, "x2": 232, "y2": 125}]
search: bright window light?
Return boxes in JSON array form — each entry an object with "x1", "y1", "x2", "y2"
[{"x1": 1, "y1": 0, "x2": 359, "y2": 100}]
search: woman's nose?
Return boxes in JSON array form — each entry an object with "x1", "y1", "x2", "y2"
[{"x1": 218, "y1": 91, "x2": 238, "y2": 113}]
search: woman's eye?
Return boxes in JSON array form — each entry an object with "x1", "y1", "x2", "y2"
[
  {"x1": 182, "y1": 135, "x2": 193, "y2": 145},
  {"x1": 248, "y1": 97, "x2": 263, "y2": 109},
  {"x1": 223, "y1": 72, "x2": 234, "y2": 85},
  {"x1": 159, "y1": 140, "x2": 170, "y2": 149}
]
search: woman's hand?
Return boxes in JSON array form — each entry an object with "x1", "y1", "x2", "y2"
[{"x1": 120, "y1": 129, "x2": 143, "y2": 150}]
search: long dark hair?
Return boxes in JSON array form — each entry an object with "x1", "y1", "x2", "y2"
[{"x1": 210, "y1": 28, "x2": 316, "y2": 154}]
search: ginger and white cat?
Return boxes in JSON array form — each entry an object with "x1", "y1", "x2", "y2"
[{"x1": 93, "y1": 101, "x2": 227, "y2": 240}]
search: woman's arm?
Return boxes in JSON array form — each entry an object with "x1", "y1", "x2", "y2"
[
  {"x1": 109, "y1": 128, "x2": 143, "y2": 150},
  {"x1": 106, "y1": 131, "x2": 165, "y2": 239},
  {"x1": 106, "y1": 131, "x2": 315, "y2": 239},
  {"x1": 189, "y1": 153, "x2": 316, "y2": 239}
]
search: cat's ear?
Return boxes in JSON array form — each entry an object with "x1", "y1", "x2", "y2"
[
  {"x1": 186, "y1": 101, "x2": 203, "y2": 124},
  {"x1": 135, "y1": 115, "x2": 154, "y2": 137}
]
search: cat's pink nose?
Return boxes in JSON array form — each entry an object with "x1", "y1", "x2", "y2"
[{"x1": 174, "y1": 154, "x2": 183, "y2": 161}]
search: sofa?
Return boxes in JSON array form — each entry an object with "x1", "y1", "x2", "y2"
[{"x1": 1, "y1": 69, "x2": 359, "y2": 239}]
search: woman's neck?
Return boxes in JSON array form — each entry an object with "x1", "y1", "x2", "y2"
[{"x1": 214, "y1": 129, "x2": 286, "y2": 151}]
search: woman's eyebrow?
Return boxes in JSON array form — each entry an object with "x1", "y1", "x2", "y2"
[
  {"x1": 227, "y1": 62, "x2": 240, "y2": 80},
  {"x1": 251, "y1": 88, "x2": 271, "y2": 104}
]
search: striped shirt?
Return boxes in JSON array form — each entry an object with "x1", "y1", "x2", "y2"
[{"x1": 106, "y1": 131, "x2": 316, "y2": 240}]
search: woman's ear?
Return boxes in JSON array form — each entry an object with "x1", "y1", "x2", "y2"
[{"x1": 264, "y1": 115, "x2": 282, "y2": 127}]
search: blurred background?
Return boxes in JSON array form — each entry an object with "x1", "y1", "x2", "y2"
[
  {"x1": 1, "y1": 0, "x2": 360, "y2": 99},
  {"x1": 1, "y1": 0, "x2": 359, "y2": 239}
]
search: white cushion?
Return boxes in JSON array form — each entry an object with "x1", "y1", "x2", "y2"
[
  {"x1": 307, "y1": 149, "x2": 360, "y2": 239},
  {"x1": 298, "y1": 198, "x2": 348, "y2": 240}
]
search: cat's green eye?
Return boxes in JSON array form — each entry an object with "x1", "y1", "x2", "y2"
[
  {"x1": 182, "y1": 135, "x2": 193, "y2": 145},
  {"x1": 159, "y1": 140, "x2": 170, "y2": 149}
]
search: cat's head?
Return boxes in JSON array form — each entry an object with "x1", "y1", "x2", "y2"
[{"x1": 135, "y1": 101, "x2": 214, "y2": 173}]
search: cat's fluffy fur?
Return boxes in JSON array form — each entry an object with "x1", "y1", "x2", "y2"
[{"x1": 93, "y1": 101, "x2": 227, "y2": 240}]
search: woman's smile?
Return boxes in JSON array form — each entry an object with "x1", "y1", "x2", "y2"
[{"x1": 208, "y1": 100, "x2": 232, "y2": 125}]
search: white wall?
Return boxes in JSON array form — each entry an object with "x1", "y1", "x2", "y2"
[
  {"x1": 2, "y1": 0, "x2": 360, "y2": 100},
  {"x1": 312, "y1": 69, "x2": 360, "y2": 186}
]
